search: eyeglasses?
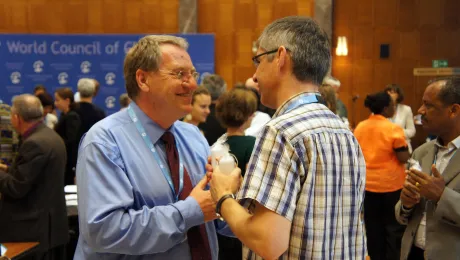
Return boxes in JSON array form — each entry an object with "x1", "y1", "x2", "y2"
[
  {"x1": 252, "y1": 48, "x2": 290, "y2": 67},
  {"x1": 165, "y1": 70, "x2": 200, "y2": 82}
]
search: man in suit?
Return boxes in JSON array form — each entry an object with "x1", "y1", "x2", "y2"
[
  {"x1": 395, "y1": 76, "x2": 460, "y2": 260},
  {"x1": 0, "y1": 94, "x2": 69, "y2": 260}
]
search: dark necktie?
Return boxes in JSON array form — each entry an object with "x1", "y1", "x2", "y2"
[{"x1": 161, "y1": 131, "x2": 212, "y2": 260}]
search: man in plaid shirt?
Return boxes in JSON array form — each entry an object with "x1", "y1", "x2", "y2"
[{"x1": 209, "y1": 16, "x2": 367, "y2": 259}]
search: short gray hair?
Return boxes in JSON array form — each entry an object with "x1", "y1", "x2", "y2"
[
  {"x1": 202, "y1": 74, "x2": 226, "y2": 101},
  {"x1": 77, "y1": 78, "x2": 96, "y2": 98},
  {"x1": 257, "y1": 16, "x2": 331, "y2": 85},
  {"x1": 12, "y1": 94, "x2": 43, "y2": 122},
  {"x1": 124, "y1": 35, "x2": 189, "y2": 100},
  {"x1": 323, "y1": 76, "x2": 341, "y2": 87}
]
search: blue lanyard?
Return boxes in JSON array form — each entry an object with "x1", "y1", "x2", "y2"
[
  {"x1": 127, "y1": 105, "x2": 184, "y2": 201},
  {"x1": 284, "y1": 94, "x2": 320, "y2": 113}
]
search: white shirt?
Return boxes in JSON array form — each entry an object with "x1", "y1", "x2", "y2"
[
  {"x1": 44, "y1": 113, "x2": 58, "y2": 129},
  {"x1": 244, "y1": 111, "x2": 271, "y2": 138},
  {"x1": 74, "y1": 92, "x2": 81, "y2": 102},
  {"x1": 391, "y1": 104, "x2": 416, "y2": 153},
  {"x1": 414, "y1": 135, "x2": 460, "y2": 249}
]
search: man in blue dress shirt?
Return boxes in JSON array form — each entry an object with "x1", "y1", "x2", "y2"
[{"x1": 74, "y1": 35, "x2": 219, "y2": 260}]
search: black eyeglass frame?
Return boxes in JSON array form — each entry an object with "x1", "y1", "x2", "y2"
[{"x1": 251, "y1": 48, "x2": 290, "y2": 66}]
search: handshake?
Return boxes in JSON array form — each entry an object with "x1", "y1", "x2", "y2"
[{"x1": 189, "y1": 144, "x2": 243, "y2": 222}]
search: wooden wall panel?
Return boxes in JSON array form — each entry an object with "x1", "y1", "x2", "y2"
[
  {"x1": 198, "y1": 0, "x2": 315, "y2": 88},
  {"x1": 333, "y1": 0, "x2": 460, "y2": 127},
  {"x1": 0, "y1": 0, "x2": 179, "y2": 34}
]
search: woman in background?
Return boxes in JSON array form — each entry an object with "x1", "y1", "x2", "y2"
[
  {"x1": 244, "y1": 87, "x2": 271, "y2": 138},
  {"x1": 214, "y1": 87, "x2": 258, "y2": 260},
  {"x1": 54, "y1": 87, "x2": 81, "y2": 185},
  {"x1": 385, "y1": 84, "x2": 416, "y2": 153},
  {"x1": 183, "y1": 87, "x2": 211, "y2": 134},
  {"x1": 354, "y1": 91, "x2": 410, "y2": 260}
]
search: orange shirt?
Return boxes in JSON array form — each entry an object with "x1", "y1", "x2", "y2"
[{"x1": 354, "y1": 114, "x2": 407, "y2": 193}]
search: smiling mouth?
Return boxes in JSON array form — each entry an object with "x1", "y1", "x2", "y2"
[{"x1": 177, "y1": 93, "x2": 192, "y2": 97}]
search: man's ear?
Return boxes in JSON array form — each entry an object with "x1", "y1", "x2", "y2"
[
  {"x1": 277, "y1": 46, "x2": 288, "y2": 69},
  {"x1": 450, "y1": 103, "x2": 460, "y2": 118},
  {"x1": 136, "y1": 69, "x2": 150, "y2": 93}
]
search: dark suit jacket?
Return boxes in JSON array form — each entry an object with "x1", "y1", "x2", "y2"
[
  {"x1": 54, "y1": 110, "x2": 81, "y2": 185},
  {"x1": 74, "y1": 102, "x2": 105, "y2": 146},
  {"x1": 395, "y1": 140, "x2": 460, "y2": 260},
  {"x1": 0, "y1": 123, "x2": 69, "y2": 252}
]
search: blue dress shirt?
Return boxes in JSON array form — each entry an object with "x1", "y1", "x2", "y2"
[{"x1": 73, "y1": 102, "x2": 218, "y2": 260}]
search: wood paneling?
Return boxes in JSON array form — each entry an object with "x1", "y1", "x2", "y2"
[
  {"x1": 333, "y1": 0, "x2": 460, "y2": 127},
  {"x1": 198, "y1": 0, "x2": 315, "y2": 88},
  {"x1": 0, "y1": 0, "x2": 179, "y2": 34}
]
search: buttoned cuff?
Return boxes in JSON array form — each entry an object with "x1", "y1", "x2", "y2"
[
  {"x1": 175, "y1": 196, "x2": 205, "y2": 230},
  {"x1": 401, "y1": 204, "x2": 414, "y2": 214}
]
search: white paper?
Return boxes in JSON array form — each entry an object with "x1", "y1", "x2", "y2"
[
  {"x1": 66, "y1": 200, "x2": 78, "y2": 206},
  {"x1": 64, "y1": 185, "x2": 77, "y2": 193},
  {"x1": 65, "y1": 194, "x2": 78, "y2": 201}
]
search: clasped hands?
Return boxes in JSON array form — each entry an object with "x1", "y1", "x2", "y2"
[
  {"x1": 401, "y1": 164, "x2": 446, "y2": 209},
  {"x1": 189, "y1": 157, "x2": 242, "y2": 222}
]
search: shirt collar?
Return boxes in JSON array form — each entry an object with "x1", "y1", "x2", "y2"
[
  {"x1": 369, "y1": 114, "x2": 388, "y2": 121},
  {"x1": 130, "y1": 102, "x2": 176, "y2": 144},
  {"x1": 22, "y1": 121, "x2": 43, "y2": 140},
  {"x1": 274, "y1": 92, "x2": 321, "y2": 117},
  {"x1": 435, "y1": 134, "x2": 460, "y2": 150}
]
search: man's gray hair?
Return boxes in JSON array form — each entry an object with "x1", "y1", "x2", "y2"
[
  {"x1": 77, "y1": 78, "x2": 96, "y2": 98},
  {"x1": 257, "y1": 16, "x2": 331, "y2": 85},
  {"x1": 202, "y1": 74, "x2": 226, "y2": 101},
  {"x1": 12, "y1": 94, "x2": 43, "y2": 122},
  {"x1": 323, "y1": 76, "x2": 341, "y2": 87}
]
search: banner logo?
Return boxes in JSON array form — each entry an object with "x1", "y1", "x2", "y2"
[
  {"x1": 58, "y1": 72, "x2": 69, "y2": 85},
  {"x1": 33, "y1": 60, "x2": 44, "y2": 73},
  {"x1": 80, "y1": 61, "x2": 91, "y2": 74},
  {"x1": 10, "y1": 72, "x2": 21, "y2": 84},
  {"x1": 105, "y1": 72, "x2": 115, "y2": 86},
  {"x1": 105, "y1": 96, "x2": 116, "y2": 109}
]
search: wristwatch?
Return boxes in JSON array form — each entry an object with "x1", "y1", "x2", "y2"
[{"x1": 216, "y1": 193, "x2": 235, "y2": 221}]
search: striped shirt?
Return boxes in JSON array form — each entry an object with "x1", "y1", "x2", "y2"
[{"x1": 237, "y1": 92, "x2": 367, "y2": 260}]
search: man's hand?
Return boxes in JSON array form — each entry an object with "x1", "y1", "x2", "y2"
[
  {"x1": 407, "y1": 164, "x2": 445, "y2": 202},
  {"x1": 401, "y1": 172, "x2": 420, "y2": 208},
  {"x1": 205, "y1": 156, "x2": 213, "y2": 182},
  {"x1": 189, "y1": 176, "x2": 218, "y2": 222},
  {"x1": 209, "y1": 166, "x2": 242, "y2": 202}
]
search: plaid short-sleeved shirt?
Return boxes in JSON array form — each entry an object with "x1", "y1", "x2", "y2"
[{"x1": 237, "y1": 92, "x2": 367, "y2": 260}]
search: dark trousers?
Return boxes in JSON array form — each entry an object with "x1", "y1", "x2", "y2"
[
  {"x1": 217, "y1": 234, "x2": 242, "y2": 260},
  {"x1": 364, "y1": 190, "x2": 405, "y2": 260},
  {"x1": 408, "y1": 245, "x2": 425, "y2": 260},
  {"x1": 20, "y1": 244, "x2": 66, "y2": 260}
]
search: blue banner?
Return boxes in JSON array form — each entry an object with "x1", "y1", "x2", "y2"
[{"x1": 0, "y1": 34, "x2": 214, "y2": 114}]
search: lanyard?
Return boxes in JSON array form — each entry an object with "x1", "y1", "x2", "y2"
[
  {"x1": 127, "y1": 105, "x2": 184, "y2": 201},
  {"x1": 284, "y1": 94, "x2": 320, "y2": 114}
]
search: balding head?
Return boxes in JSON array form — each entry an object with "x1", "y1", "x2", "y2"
[{"x1": 12, "y1": 94, "x2": 44, "y2": 122}]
